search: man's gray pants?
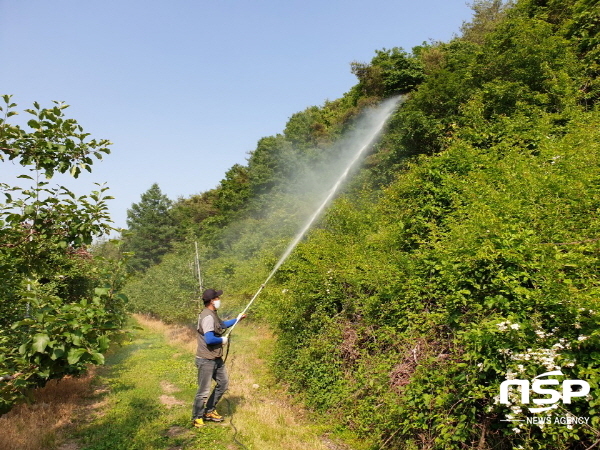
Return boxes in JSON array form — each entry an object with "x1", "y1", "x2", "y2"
[{"x1": 192, "y1": 356, "x2": 228, "y2": 419}]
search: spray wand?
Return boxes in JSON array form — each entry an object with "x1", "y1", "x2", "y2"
[{"x1": 224, "y1": 283, "x2": 265, "y2": 337}]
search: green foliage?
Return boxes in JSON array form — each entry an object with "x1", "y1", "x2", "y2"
[
  {"x1": 246, "y1": 136, "x2": 288, "y2": 196},
  {"x1": 213, "y1": 164, "x2": 251, "y2": 214},
  {"x1": 351, "y1": 47, "x2": 425, "y2": 98},
  {"x1": 0, "y1": 97, "x2": 114, "y2": 255},
  {"x1": 124, "y1": 243, "x2": 202, "y2": 324},
  {"x1": 284, "y1": 106, "x2": 327, "y2": 149},
  {"x1": 0, "y1": 97, "x2": 128, "y2": 414},
  {"x1": 170, "y1": 189, "x2": 219, "y2": 233},
  {"x1": 268, "y1": 109, "x2": 600, "y2": 449},
  {"x1": 0, "y1": 96, "x2": 111, "y2": 178},
  {"x1": 0, "y1": 257, "x2": 128, "y2": 415},
  {"x1": 119, "y1": 0, "x2": 600, "y2": 448},
  {"x1": 10, "y1": 261, "x2": 128, "y2": 374},
  {"x1": 73, "y1": 320, "x2": 233, "y2": 450},
  {"x1": 562, "y1": 0, "x2": 600, "y2": 104},
  {"x1": 460, "y1": 0, "x2": 513, "y2": 44},
  {"x1": 475, "y1": 16, "x2": 581, "y2": 105},
  {"x1": 123, "y1": 183, "x2": 177, "y2": 272}
]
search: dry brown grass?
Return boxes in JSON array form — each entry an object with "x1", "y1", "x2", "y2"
[
  {"x1": 0, "y1": 369, "x2": 96, "y2": 450},
  {"x1": 224, "y1": 333, "x2": 332, "y2": 450},
  {"x1": 133, "y1": 313, "x2": 197, "y2": 355}
]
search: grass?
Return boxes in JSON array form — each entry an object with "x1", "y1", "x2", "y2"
[
  {"x1": 72, "y1": 316, "x2": 232, "y2": 450},
  {"x1": 214, "y1": 318, "x2": 333, "y2": 450},
  {"x1": 0, "y1": 370, "x2": 97, "y2": 450},
  {"x1": 1, "y1": 314, "x2": 355, "y2": 450},
  {"x1": 131, "y1": 314, "x2": 341, "y2": 450}
]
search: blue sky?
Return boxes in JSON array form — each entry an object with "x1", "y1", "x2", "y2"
[{"x1": 1, "y1": 0, "x2": 475, "y2": 232}]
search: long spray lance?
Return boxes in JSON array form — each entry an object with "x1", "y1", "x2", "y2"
[
  {"x1": 224, "y1": 96, "x2": 402, "y2": 338},
  {"x1": 225, "y1": 283, "x2": 266, "y2": 336}
]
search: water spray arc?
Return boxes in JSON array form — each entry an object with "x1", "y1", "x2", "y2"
[{"x1": 226, "y1": 96, "x2": 402, "y2": 337}]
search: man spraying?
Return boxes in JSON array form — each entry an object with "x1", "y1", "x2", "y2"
[{"x1": 192, "y1": 288, "x2": 245, "y2": 428}]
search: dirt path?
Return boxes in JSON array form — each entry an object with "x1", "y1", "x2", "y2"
[
  {"x1": 0, "y1": 315, "x2": 354, "y2": 450},
  {"x1": 135, "y1": 314, "x2": 347, "y2": 450}
]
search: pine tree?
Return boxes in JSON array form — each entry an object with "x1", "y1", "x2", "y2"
[{"x1": 123, "y1": 183, "x2": 176, "y2": 272}]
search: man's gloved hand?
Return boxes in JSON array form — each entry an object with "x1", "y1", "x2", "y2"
[{"x1": 221, "y1": 336, "x2": 229, "y2": 345}]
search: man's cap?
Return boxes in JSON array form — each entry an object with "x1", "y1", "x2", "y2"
[{"x1": 202, "y1": 289, "x2": 223, "y2": 301}]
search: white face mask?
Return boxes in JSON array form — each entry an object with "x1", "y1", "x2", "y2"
[{"x1": 213, "y1": 299, "x2": 221, "y2": 309}]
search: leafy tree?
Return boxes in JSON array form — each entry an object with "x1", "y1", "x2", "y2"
[
  {"x1": 213, "y1": 164, "x2": 251, "y2": 214},
  {"x1": 283, "y1": 106, "x2": 326, "y2": 148},
  {"x1": 460, "y1": 0, "x2": 513, "y2": 44},
  {"x1": 561, "y1": 0, "x2": 600, "y2": 104},
  {"x1": 246, "y1": 136, "x2": 283, "y2": 196},
  {"x1": 91, "y1": 237, "x2": 124, "y2": 260},
  {"x1": 170, "y1": 189, "x2": 219, "y2": 234},
  {"x1": 123, "y1": 183, "x2": 176, "y2": 272},
  {"x1": 0, "y1": 96, "x2": 127, "y2": 412},
  {"x1": 350, "y1": 47, "x2": 425, "y2": 98},
  {"x1": 0, "y1": 96, "x2": 114, "y2": 324}
]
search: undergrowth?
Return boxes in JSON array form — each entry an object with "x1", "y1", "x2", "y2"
[{"x1": 72, "y1": 318, "x2": 235, "y2": 450}]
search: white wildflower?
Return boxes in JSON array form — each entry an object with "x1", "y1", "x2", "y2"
[
  {"x1": 510, "y1": 323, "x2": 520, "y2": 330},
  {"x1": 510, "y1": 405, "x2": 522, "y2": 414}
]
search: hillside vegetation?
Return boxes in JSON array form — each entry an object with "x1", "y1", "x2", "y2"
[{"x1": 124, "y1": 1, "x2": 600, "y2": 448}]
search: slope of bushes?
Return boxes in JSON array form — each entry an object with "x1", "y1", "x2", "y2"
[
  {"x1": 267, "y1": 109, "x2": 600, "y2": 448},
  {"x1": 125, "y1": 1, "x2": 600, "y2": 448}
]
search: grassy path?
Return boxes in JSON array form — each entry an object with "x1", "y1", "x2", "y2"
[{"x1": 62, "y1": 315, "x2": 348, "y2": 450}]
